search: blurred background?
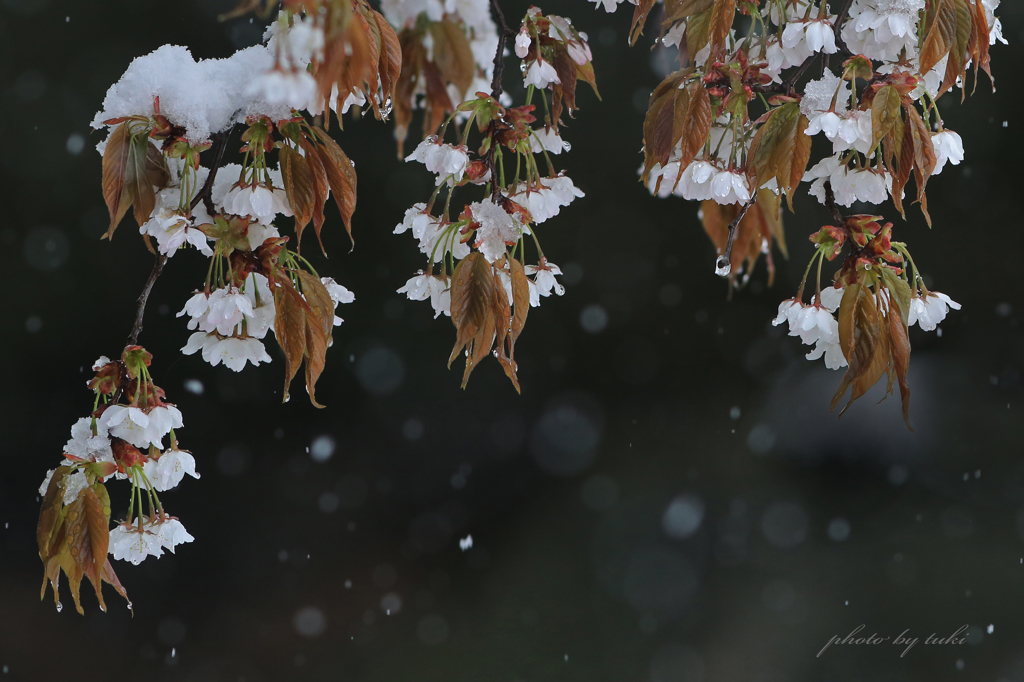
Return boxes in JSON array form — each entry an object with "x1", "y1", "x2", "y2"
[{"x1": 1, "y1": 0, "x2": 1023, "y2": 680}]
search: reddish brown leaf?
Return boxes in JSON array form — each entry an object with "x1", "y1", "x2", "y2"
[
  {"x1": 431, "y1": 17, "x2": 475, "y2": 99},
  {"x1": 311, "y1": 127, "x2": 358, "y2": 247},
  {"x1": 906, "y1": 106, "x2": 936, "y2": 225},
  {"x1": 630, "y1": 0, "x2": 659, "y2": 45},
  {"x1": 297, "y1": 271, "x2": 333, "y2": 408},
  {"x1": 101, "y1": 124, "x2": 134, "y2": 237},
  {"x1": 297, "y1": 136, "x2": 330, "y2": 236},
  {"x1": 831, "y1": 283, "x2": 883, "y2": 414},
  {"x1": 372, "y1": 8, "x2": 403, "y2": 104},
  {"x1": 38, "y1": 467, "x2": 70, "y2": 563},
  {"x1": 273, "y1": 279, "x2": 311, "y2": 404},
  {"x1": 279, "y1": 146, "x2": 317, "y2": 246},
  {"x1": 449, "y1": 253, "x2": 497, "y2": 388},
  {"x1": 707, "y1": 0, "x2": 736, "y2": 62},
  {"x1": 920, "y1": 0, "x2": 959, "y2": 75}
]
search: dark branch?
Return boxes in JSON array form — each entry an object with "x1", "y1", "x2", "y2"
[
  {"x1": 190, "y1": 129, "x2": 232, "y2": 216},
  {"x1": 715, "y1": 198, "x2": 756, "y2": 277},
  {"x1": 823, "y1": 180, "x2": 845, "y2": 226},
  {"x1": 126, "y1": 254, "x2": 167, "y2": 347},
  {"x1": 485, "y1": 0, "x2": 515, "y2": 203},
  {"x1": 127, "y1": 128, "x2": 233, "y2": 348}
]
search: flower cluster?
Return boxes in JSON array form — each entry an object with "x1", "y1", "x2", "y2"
[
  {"x1": 396, "y1": 5, "x2": 597, "y2": 389},
  {"x1": 607, "y1": 0, "x2": 1000, "y2": 421},
  {"x1": 39, "y1": 349, "x2": 200, "y2": 613}
]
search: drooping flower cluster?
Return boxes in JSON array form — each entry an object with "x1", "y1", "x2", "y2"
[
  {"x1": 396, "y1": 5, "x2": 597, "y2": 389},
  {"x1": 39, "y1": 349, "x2": 199, "y2": 614},
  {"x1": 604, "y1": 0, "x2": 998, "y2": 421}
]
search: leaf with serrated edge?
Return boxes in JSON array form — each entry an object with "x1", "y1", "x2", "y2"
[
  {"x1": 298, "y1": 271, "x2": 334, "y2": 408},
  {"x1": 280, "y1": 146, "x2": 317, "y2": 247},
  {"x1": 273, "y1": 280, "x2": 310, "y2": 404},
  {"x1": 871, "y1": 85, "x2": 901, "y2": 150},
  {"x1": 449, "y1": 253, "x2": 497, "y2": 387}
]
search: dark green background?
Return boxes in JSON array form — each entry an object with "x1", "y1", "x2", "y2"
[{"x1": 1, "y1": 1, "x2": 1023, "y2": 680}]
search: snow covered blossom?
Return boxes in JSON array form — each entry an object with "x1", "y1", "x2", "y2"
[
  {"x1": 908, "y1": 291, "x2": 961, "y2": 331},
  {"x1": 843, "y1": 0, "x2": 924, "y2": 61},
  {"x1": 468, "y1": 198, "x2": 526, "y2": 262},
  {"x1": 248, "y1": 69, "x2": 318, "y2": 109},
  {"x1": 63, "y1": 418, "x2": 114, "y2": 465}
]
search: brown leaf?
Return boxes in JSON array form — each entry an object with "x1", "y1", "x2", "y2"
[
  {"x1": 831, "y1": 283, "x2": 883, "y2": 414},
  {"x1": 906, "y1": 105, "x2": 936, "y2": 225},
  {"x1": 297, "y1": 271, "x2": 334, "y2": 408},
  {"x1": 38, "y1": 467, "x2": 70, "y2": 563},
  {"x1": 707, "y1": 0, "x2": 736, "y2": 62},
  {"x1": 509, "y1": 259, "x2": 530, "y2": 345},
  {"x1": 101, "y1": 122, "x2": 169, "y2": 239},
  {"x1": 938, "y1": 0, "x2": 973, "y2": 97},
  {"x1": 920, "y1": 0, "x2": 958, "y2": 75},
  {"x1": 372, "y1": 9, "x2": 403, "y2": 104},
  {"x1": 663, "y1": 0, "x2": 715, "y2": 26},
  {"x1": 101, "y1": 124, "x2": 134, "y2": 237},
  {"x1": 684, "y1": 6, "x2": 714, "y2": 57},
  {"x1": 871, "y1": 84, "x2": 901, "y2": 150},
  {"x1": 297, "y1": 136, "x2": 330, "y2": 236},
  {"x1": 280, "y1": 146, "x2": 317, "y2": 247},
  {"x1": 431, "y1": 17, "x2": 476, "y2": 99},
  {"x1": 273, "y1": 279, "x2": 311, "y2": 404},
  {"x1": 310, "y1": 127, "x2": 358, "y2": 247},
  {"x1": 630, "y1": 0, "x2": 659, "y2": 45},
  {"x1": 449, "y1": 253, "x2": 497, "y2": 388},
  {"x1": 748, "y1": 103, "x2": 810, "y2": 212}
]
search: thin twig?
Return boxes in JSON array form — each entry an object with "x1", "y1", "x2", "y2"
[
  {"x1": 190, "y1": 129, "x2": 232, "y2": 215},
  {"x1": 823, "y1": 180, "x2": 845, "y2": 226},
  {"x1": 126, "y1": 129, "x2": 233, "y2": 348},
  {"x1": 126, "y1": 255, "x2": 168, "y2": 347},
  {"x1": 485, "y1": 0, "x2": 514, "y2": 203},
  {"x1": 716, "y1": 198, "x2": 756, "y2": 276}
]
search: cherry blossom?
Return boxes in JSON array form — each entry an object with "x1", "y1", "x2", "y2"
[
  {"x1": 931, "y1": 131, "x2": 965, "y2": 175},
  {"x1": 143, "y1": 449, "x2": 200, "y2": 492},
  {"x1": 468, "y1": 198, "x2": 525, "y2": 262},
  {"x1": 406, "y1": 137, "x2": 471, "y2": 185},
  {"x1": 909, "y1": 291, "x2": 961, "y2": 332},
  {"x1": 398, "y1": 272, "x2": 451, "y2": 318},
  {"x1": 523, "y1": 58, "x2": 560, "y2": 89}
]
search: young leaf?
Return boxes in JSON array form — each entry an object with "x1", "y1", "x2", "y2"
[
  {"x1": 273, "y1": 280, "x2": 310, "y2": 404},
  {"x1": 748, "y1": 103, "x2": 810, "y2": 212},
  {"x1": 279, "y1": 146, "x2": 317, "y2": 246},
  {"x1": 431, "y1": 18, "x2": 475, "y2": 99},
  {"x1": 310, "y1": 128, "x2": 358, "y2": 247},
  {"x1": 906, "y1": 106, "x2": 936, "y2": 225},
  {"x1": 38, "y1": 467, "x2": 70, "y2": 564},
  {"x1": 920, "y1": 0, "x2": 959, "y2": 75},
  {"x1": 871, "y1": 85, "x2": 901, "y2": 150},
  {"x1": 831, "y1": 283, "x2": 883, "y2": 414},
  {"x1": 706, "y1": 0, "x2": 736, "y2": 62},
  {"x1": 297, "y1": 271, "x2": 333, "y2": 408},
  {"x1": 101, "y1": 124, "x2": 134, "y2": 237},
  {"x1": 630, "y1": 0, "x2": 659, "y2": 45},
  {"x1": 449, "y1": 253, "x2": 497, "y2": 388}
]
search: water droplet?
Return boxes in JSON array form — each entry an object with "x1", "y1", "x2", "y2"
[
  {"x1": 715, "y1": 257, "x2": 731, "y2": 277},
  {"x1": 563, "y1": 141, "x2": 572, "y2": 151},
  {"x1": 56, "y1": 601, "x2": 63, "y2": 613},
  {"x1": 171, "y1": 648, "x2": 176, "y2": 657},
  {"x1": 382, "y1": 96, "x2": 393, "y2": 118}
]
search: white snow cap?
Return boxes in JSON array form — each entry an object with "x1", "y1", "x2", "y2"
[{"x1": 92, "y1": 45, "x2": 293, "y2": 145}]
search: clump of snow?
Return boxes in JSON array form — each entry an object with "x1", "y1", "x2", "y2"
[{"x1": 92, "y1": 45, "x2": 293, "y2": 145}]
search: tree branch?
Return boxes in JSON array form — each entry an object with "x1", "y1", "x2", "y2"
[
  {"x1": 190, "y1": 129, "x2": 232, "y2": 216},
  {"x1": 485, "y1": 0, "x2": 515, "y2": 203},
  {"x1": 127, "y1": 129, "x2": 233, "y2": 348},
  {"x1": 823, "y1": 180, "x2": 845, "y2": 226}
]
